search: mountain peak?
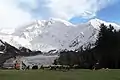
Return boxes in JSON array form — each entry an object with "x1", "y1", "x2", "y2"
[
  {"x1": 88, "y1": 18, "x2": 104, "y2": 29},
  {"x1": 88, "y1": 18, "x2": 120, "y2": 30},
  {"x1": 49, "y1": 18, "x2": 75, "y2": 26}
]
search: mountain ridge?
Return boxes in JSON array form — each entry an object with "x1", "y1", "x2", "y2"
[{"x1": 0, "y1": 18, "x2": 119, "y2": 52}]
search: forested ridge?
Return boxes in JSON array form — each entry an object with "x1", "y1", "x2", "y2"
[{"x1": 55, "y1": 24, "x2": 120, "y2": 69}]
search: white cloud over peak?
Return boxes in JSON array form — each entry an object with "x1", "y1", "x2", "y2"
[
  {"x1": 47, "y1": 0, "x2": 118, "y2": 19},
  {"x1": 18, "y1": 0, "x2": 117, "y2": 20},
  {"x1": 0, "y1": 0, "x2": 32, "y2": 29},
  {"x1": 0, "y1": 0, "x2": 118, "y2": 28}
]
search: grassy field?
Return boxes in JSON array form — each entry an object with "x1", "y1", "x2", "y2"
[{"x1": 0, "y1": 69, "x2": 120, "y2": 80}]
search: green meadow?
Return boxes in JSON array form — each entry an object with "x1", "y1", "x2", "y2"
[{"x1": 0, "y1": 69, "x2": 120, "y2": 80}]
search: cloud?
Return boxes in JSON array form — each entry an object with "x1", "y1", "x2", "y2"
[
  {"x1": 0, "y1": 0, "x2": 118, "y2": 28},
  {"x1": 48, "y1": 0, "x2": 118, "y2": 20},
  {"x1": 17, "y1": 0, "x2": 118, "y2": 20},
  {"x1": 0, "y1": 0, "x2": 32, "y2": 28}
]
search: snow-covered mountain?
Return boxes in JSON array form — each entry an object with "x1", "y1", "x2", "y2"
[{"x1": 0, "y1": 18, "x2": 120, "y2": 52}]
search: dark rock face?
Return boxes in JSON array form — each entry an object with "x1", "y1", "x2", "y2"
[{"x1": 0, "y1": 40, "x2": 42, "y2": 67}]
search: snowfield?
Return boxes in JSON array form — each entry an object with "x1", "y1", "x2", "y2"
[{"x1": 0, "y1": 18, "x2": 119, "y2": 52}]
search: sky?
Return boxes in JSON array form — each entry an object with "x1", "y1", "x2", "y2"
[{"x1": 0, "y1": 0, "x2": 120, "y2": 28}]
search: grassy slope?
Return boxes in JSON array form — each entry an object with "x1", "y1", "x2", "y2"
[{"x1": 0, "y1": 69, "x2": 120, "y2": 80}]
